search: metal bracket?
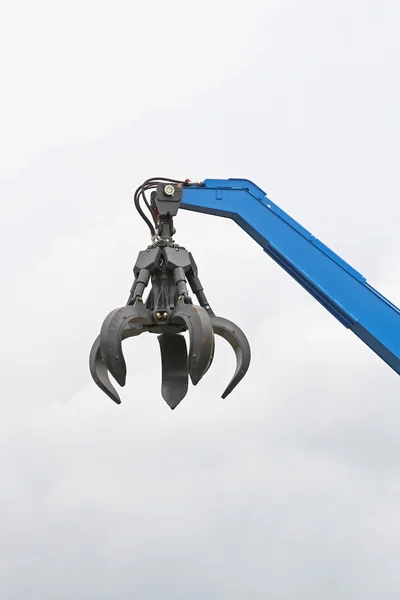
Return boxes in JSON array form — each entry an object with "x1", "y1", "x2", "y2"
[{"x1": 153, "y1": 183, "x2": 184, "y2": 217}]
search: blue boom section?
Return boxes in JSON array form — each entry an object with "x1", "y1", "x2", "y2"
[{"x1": 181, "y1": 178, "x2": 400, "y2": 375}]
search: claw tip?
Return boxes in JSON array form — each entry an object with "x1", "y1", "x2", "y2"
[{"x1": 114, "y1": 374, "x2": 126, "y2": 387}]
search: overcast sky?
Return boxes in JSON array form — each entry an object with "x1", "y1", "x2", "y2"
[{"x1": 2, "y1": 1, "x2": 400, "y2": 598}]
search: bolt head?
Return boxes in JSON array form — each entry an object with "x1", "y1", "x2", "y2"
[
  {"x1": 156, "y1": 312, "x2": 163, "y2": 320},
  {"x1": 164, "y1": 184, "x2": 175, "y2": 196}
]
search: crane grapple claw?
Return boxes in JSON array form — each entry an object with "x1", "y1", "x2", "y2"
[
  {"x1": 90, "y1": 335, "x2": 121, "y2": 405},
  {"x1": 158, "y1": 333, "x2": 188, "y2": 409},
  {"x1": 90, "y1": 322, "x2": 146, "y2": 404},
  {"x1": 89, "y1": 177, "x2": 251, "y2": 408},
  {"x1": 171, "y1": 299, "x2": 215, "y2": 386},
  {"x1": 209, "y1": 315, "x2": 251, "y2": 398},
  {"x1": 99, "y1": 303, "x2": 153, "y2": 387}
]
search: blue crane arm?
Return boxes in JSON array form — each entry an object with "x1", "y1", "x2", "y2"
[{"x1": 180, "y1": 178, "x2": 400, "y2": 376}]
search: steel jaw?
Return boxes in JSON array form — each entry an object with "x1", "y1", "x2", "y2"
[{"x1": 89, "y1": 181, "x2": 251, "y2": 409}]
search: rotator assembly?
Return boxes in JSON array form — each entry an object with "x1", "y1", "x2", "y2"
[{"x1": 89, "y1": 177, "x2": 251, "y2": 409}]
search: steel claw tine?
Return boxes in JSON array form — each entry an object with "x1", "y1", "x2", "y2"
[
  {"x1": 158, "y1": 333, "x2": 189, "y2": 409},
  {"x1": 171, "y1": 300, "x2": 215, "y2": 386},
  {"x1": 90, "y1": 323, "x2": 145, "y2": 403},
  {"x1": 90, "y1": 335, "x2": 122, "y2": 404},
  {"x1": 209, "y1": 315, "x2": 251, "y2": 399},
  {"x1": 100, "y1": 302, "x2": 153, "y2": 387}
]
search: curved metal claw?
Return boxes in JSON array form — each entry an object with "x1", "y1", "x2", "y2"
[
  {"x1": 171, "y1": 299, "x2": 215, "y2": 386},
  {"x1": 158, "y1": 333, "x2": 189, "y2": 409},
  {"x1": 99, "y1": 302, "x2": 153, "y2": 387},
  {"x1": 210, "y1": 315, "x2": 251, "y2": 399},
  {"x1": 90, "y1": 335, "x2": 121, "y2": 404},
  {"x1": 90, "y1": 323, "x2": 145, "y2": 404}
]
